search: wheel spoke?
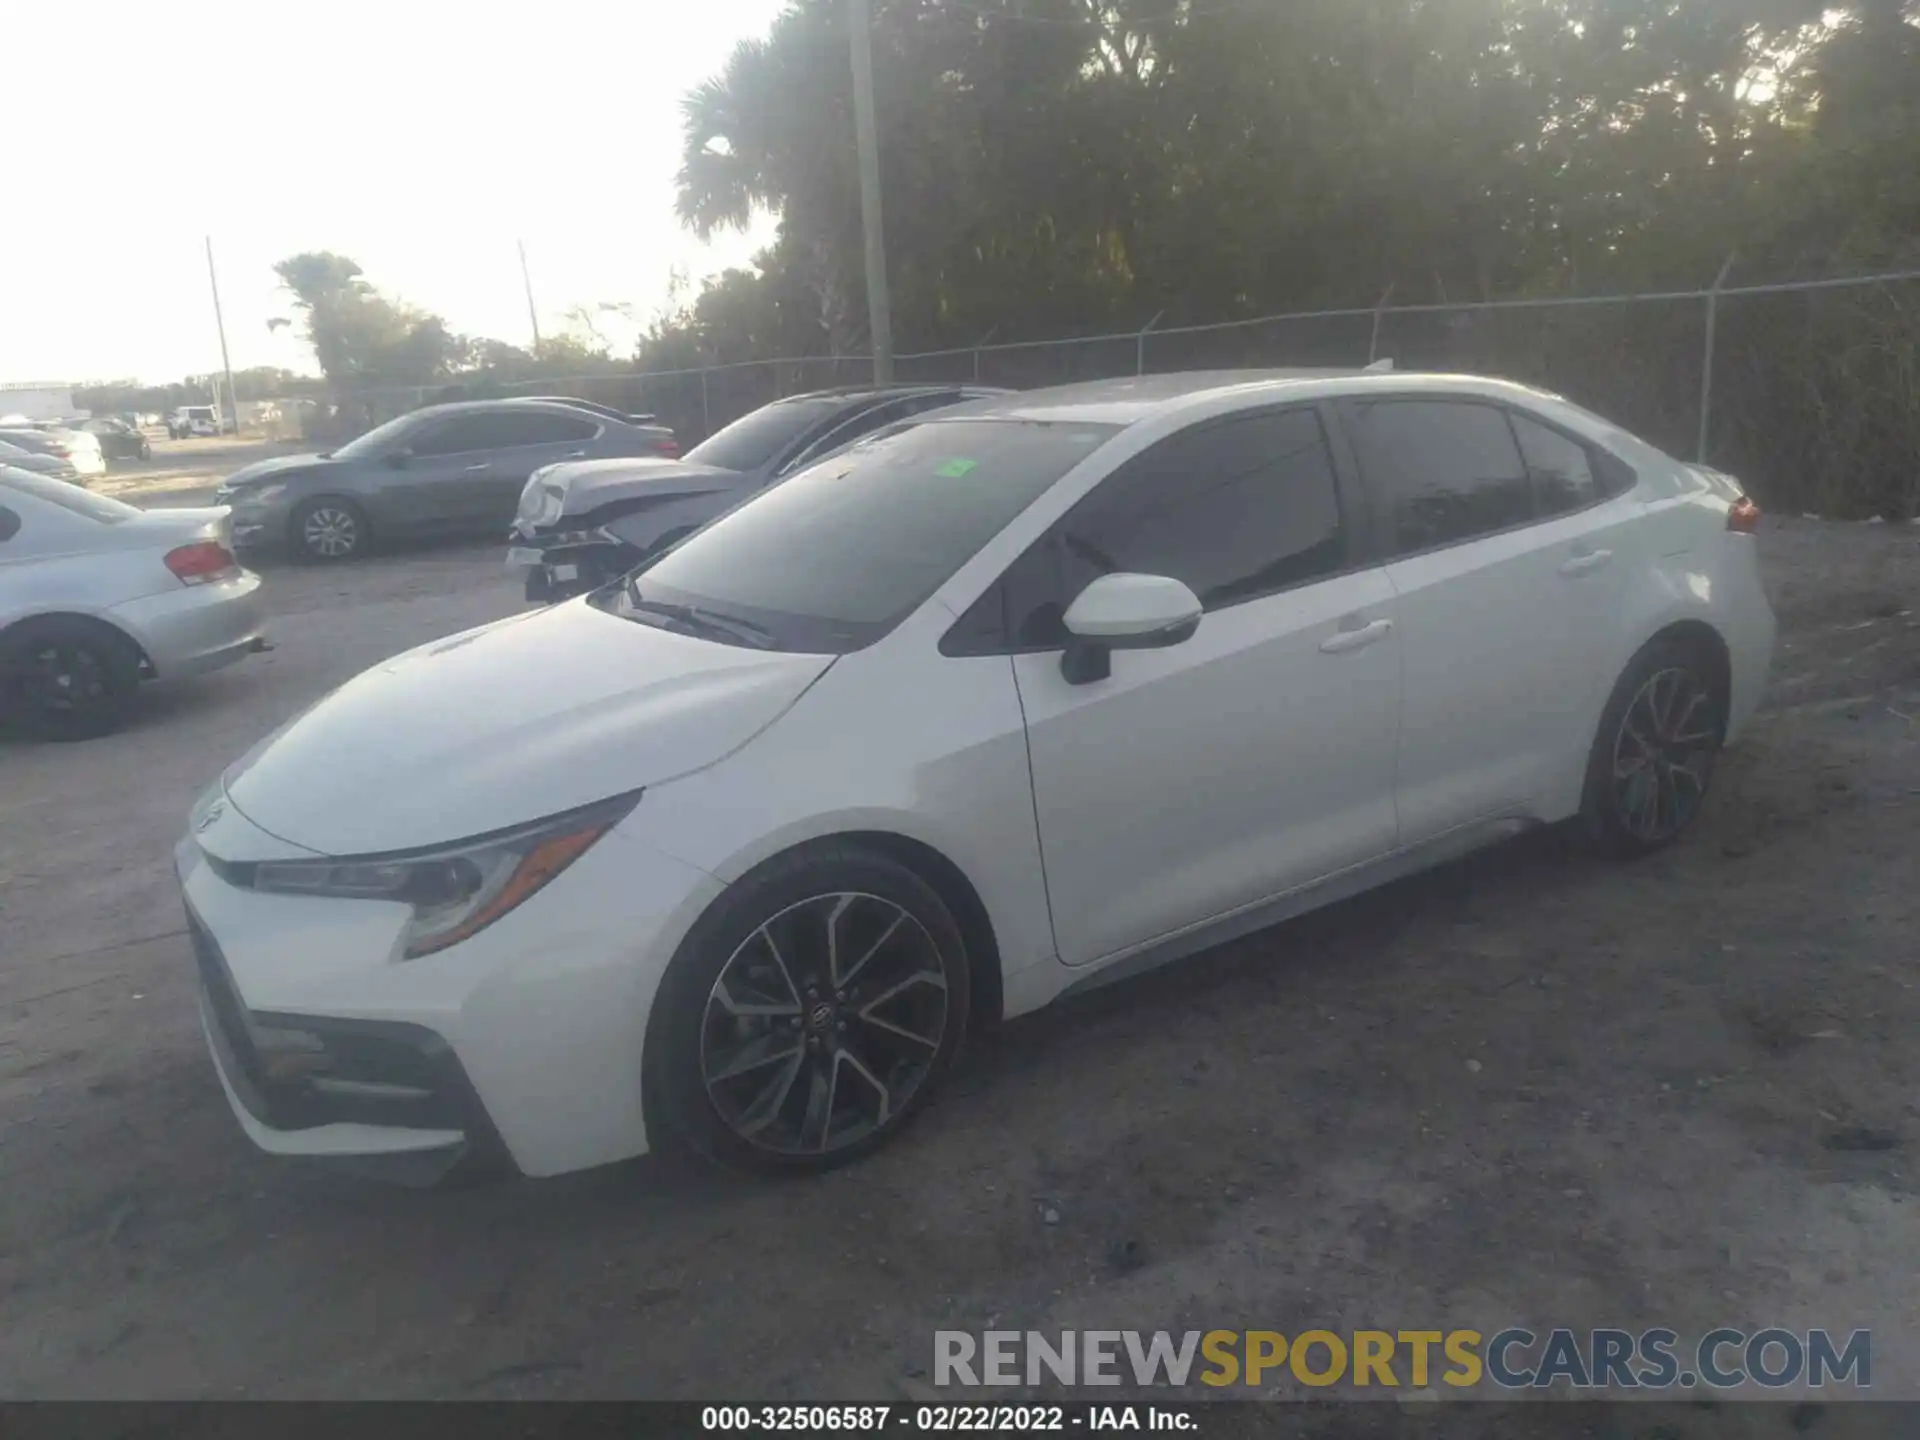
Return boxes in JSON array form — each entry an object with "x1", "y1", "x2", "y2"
[
  {"x1": 755, "y1": 923, "x2": 803, "y2": 1007},
  {"x1": 856, "y1": 1010, "x2": 942, "y2": 1050},
  {"x1": 735, "y1": 1049, "x2": 807, "y2": 1138},
  {"x1": 858, "y1": 968, "x2": 948, "y2": 1018},
  {"x1": 1657, "y1": 766, "x2": 1680, "y2": 833},
  {"x1": 835, "y1": 1048, "x2": 892, "y2": 1126},
  {"x1": 799, "y1": 1059, "x2": 839, "y2": 1152},
  {"x1": 1667, "y1": 687, "x2": 1707, "y2": 743},
  {"x1": 836, "y1": 910, "x2": 905, "y2": 991},
  {"x1": 711, "y1": 973, "x2": 800, "y2": 1019},
  {"x1": 706, "y1": 1035, "x2": 805, "y2": 1085},
  {"x1": 1669, "y1": 761, "x2": 1708, "y2": 795}
]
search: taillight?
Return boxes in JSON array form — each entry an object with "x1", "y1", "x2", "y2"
[
  {"x1": 165, "y1": 540, "x2": 240, "y2": 585},
  {"x1": 1727, "y1": 496, "x2": 1761, "y2": 533},
  {"x1": 653, "y1": 438, "x2": 681, "y2": 458}
]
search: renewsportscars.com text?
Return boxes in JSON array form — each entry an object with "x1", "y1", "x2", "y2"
[{"x1": 934, "y1": 1328, "x2": 1871, "y2": 1392}]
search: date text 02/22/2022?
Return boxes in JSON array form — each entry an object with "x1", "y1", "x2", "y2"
[{"x1": 701, "y1": 1405, "x2": 1190, "y2": 1431}]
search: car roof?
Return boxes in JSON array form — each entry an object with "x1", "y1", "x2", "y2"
[
  {"x1": 774, "y1": 383, "x2": 1012, "y2": 407},
  {"x1": 402, "y1": 397, "x2": 626, "y2": 423},
  {"x1": 931, "y1": 368, "x2": 1564, "y2": 427}
]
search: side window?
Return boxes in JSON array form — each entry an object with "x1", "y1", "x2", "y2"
[
  {"x1": 1349, "y1": 400, "x2": 1534, "y2": 555},
  {"x1": 956, "y1": 408, "x2": 1347, "y2": 653},
  {"x1": 783, "y1": 397, "x2": 930, "y2": 474},
  {"x1": 412, "y1": 412, "x2": 596, "y2": 456},
  {"x1": 0, "y1": 505, "x2": 19, "y2": 542},
  {"x1": 1511, "y1": 412, "x2": 1601, "y2": 516},
  {"x1": 488, "y1": 411, "x2": 597, "y2": 447},
  {"x1": 409, "y1": 417, "x2": 487, "y2": 457}
]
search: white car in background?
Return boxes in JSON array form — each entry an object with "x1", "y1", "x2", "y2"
[
  {"x1": 0, "y1": 466, "x2": 267, "y2": 739},
  {"x1": 176, "y1": 370, "x2": 1774, "y2": 1183},
  {"x1": 0, "y1": 424, "x2": 106, "y2": 481}
]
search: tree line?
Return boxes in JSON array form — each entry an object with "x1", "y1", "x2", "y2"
[
  {"x1": 646, "y1": 0, "x2": 1919, "y2": 516},
  {"x1": 117, "y1": 2, "x2": 1918, "y2": 515}
]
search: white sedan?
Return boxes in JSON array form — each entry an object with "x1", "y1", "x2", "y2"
[
  {"x1": 176, "y1": 371, "x2": 1774, "y2": 1181},
  {"x1": 1, "y1": 466, "x2": 267, "y2": 739}
]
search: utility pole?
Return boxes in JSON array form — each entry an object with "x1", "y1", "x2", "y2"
[
  {"x1": 205, "y1": 237, "x2": 239, "y2": 434},
  {"x1": 848, "y1": 0, "x2": 894, "y2": 383},
  {"x1": 518, "y1": 239, "x2": 543, "y2": 353}
]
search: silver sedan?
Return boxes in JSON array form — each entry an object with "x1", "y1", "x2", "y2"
[{"x1": 0, "y1": 465, "x2": 268, "y2": 740}]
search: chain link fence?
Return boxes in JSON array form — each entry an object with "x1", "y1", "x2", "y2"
[{"x1": 279, "y1": 268, "x2": 1920, "y2": 519}]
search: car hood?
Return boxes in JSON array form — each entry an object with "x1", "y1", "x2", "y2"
[
  {"x1": 221, "y1": 453, "x2": 340, "y2": 488},
  {"x1": 222, "y1": 600, "x2": 832, "y2": 856},
  {"x1": 549, "y1": 457, "x2": 742, "y2": 518}
]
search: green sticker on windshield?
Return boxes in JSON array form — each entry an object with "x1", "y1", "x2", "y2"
[{"x1": 935, "y1": 457, "x2": 978, "y2": 478}]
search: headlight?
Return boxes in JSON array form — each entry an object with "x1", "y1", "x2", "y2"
[
  {"x1": 231, "y1": 481, "x2": 285, "y2": 505},
  {"x1": 245, "y1": 792, "x2": 639, "y2": 957},
  {"x1": 520, "y1": 471, "x2": 567, "y2": 528}
]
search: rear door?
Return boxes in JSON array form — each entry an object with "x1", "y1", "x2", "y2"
[
  {"x1": 478, "y1": 410, "x2": 602, "y2": 520},
  {"x1": 1338, "y1": 396, "x2": 1634, "y2": 844},
  {"x1": 392, "y1": 411, "x2": 601, "y2": 532},
  {"x1": 955, "y1": 404, "x2": 1402, "y2": 967}
]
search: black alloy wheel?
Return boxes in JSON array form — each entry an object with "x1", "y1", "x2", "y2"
[
  {"x1": 649, "y1": 847, "x2": 971, "y2": 1173},
  {"x1": 1582, "y1": 638, "x2": 1722, "y2": 855}
]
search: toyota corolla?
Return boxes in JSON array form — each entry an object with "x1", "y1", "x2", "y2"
[{"x1": 175, "y1": 370, "x2": 1774, "y2": 1181}]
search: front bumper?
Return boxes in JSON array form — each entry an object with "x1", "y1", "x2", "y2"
[
  {"x1": 113, "y1": 570, "x2": 267, "y2": 680},
  {"x1": 189, "y1": 902, "x2": 502, "y2": 1183},
  {"x1": 175, "y1": 803, "x2": 725, "y2": 1178}
]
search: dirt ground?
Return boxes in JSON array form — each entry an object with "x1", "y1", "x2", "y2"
[{"x1": 0, "y1": 506, "x2": 1916, "y2": 1420}]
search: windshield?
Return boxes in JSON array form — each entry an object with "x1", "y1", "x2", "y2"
[
  {"x1": 683, "y1": 396, "x2": 849, "y2": 472},
  {"x1": 600, "y1": 417, "x2": 1118, "y2": 653},
  {"x1": 0, "y1": 466, "x2": 138, "y2": 524},
  {"x1": 330, "y1": 412, "x2": 421, "y2": 461}
]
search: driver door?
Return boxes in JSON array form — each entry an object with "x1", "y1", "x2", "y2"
[{"x1": 995, "y1": 405, "x2": 1403, "y2": 967}]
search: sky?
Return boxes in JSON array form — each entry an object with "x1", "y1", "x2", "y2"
[{"x1": 3, "y1": 0, "x2": 786, "y2": 386}]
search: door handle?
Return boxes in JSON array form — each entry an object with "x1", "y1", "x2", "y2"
[
  {"x1": 564, "y1": 450, "x2": 588, "y2": 458},
  {"x1": 1319, "y1": 617, "x2": 1393, "y2": 654},
  {"x1": 463, "y1": 462, "x2": 491, "y2": 473},
  {"x1": 1558, "y1": 547, "x2": 1613, "y2": 577}
]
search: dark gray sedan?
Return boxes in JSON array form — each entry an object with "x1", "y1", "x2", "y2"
[{"x1": 212, "y1": 399, "x2": 678, "y2": 562}]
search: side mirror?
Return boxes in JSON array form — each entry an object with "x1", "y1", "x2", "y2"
[
  {"x1": 1059, "y1": 572, "x2": 1202, "y2": 685},
  {"x1": 386, "y1": 447, "x2": 412, "y2": 470}
]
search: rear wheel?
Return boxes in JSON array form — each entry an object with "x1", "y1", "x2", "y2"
[
  {"x1": 647, "y1": 845, "x2": 971, "y2": 1174},
  {"x1": 290, "y1": 497, "x2": 368, "y2": 562},
  {"x1": 1580, "y1": 638, "x2": 1723, "y2": 856},
  {"x1": 0, "y1": 617, "x2": 142, "y2": 741}
]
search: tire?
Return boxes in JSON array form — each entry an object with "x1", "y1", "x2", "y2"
[
  {"x1": 0, "y1": 617, "x2": 142, "y2": 741},
  {"x1": 1578, "y1": 636, "x2": 1724, "y2": 857},
  {"x1": 646, "y1": 844, "x2": 972, "y2": 1175},
  {"x1": 289, "y1": 497, "x2": 369, "y2": 563}
]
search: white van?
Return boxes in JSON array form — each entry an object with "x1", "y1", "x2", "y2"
[{"x1": 167, "y1": 406, "x2": 219, "y2": 439}]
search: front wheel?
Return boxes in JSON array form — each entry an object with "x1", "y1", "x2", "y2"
[
  {"x1": 290, "y1": 498, "x2": 369, "y2": 562},
  {"x1": 647, "y1": 846, "x2": 972, "y2": 1174},
  {"x1": 1579, "y1": 638, "x2": 1723, "y2": 856}
]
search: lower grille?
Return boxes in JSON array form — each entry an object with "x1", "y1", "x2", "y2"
[{"x1": 184, "y1": 902, "x2": 503, "y2": 1154}]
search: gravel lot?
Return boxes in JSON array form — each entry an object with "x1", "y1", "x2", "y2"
[{"x1": 0, "y1": 497, "x2": 1916, "y2": 1414}]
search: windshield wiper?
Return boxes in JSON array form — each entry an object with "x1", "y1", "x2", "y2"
[{"x1": 623, "y1": 580, "x2": 777, "y2": 649}]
